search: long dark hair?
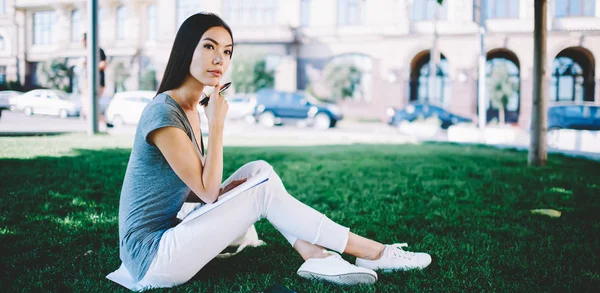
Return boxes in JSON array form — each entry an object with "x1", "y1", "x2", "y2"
[{"x1": 157, "y1": 12, "x2": 233, "y2": 94}]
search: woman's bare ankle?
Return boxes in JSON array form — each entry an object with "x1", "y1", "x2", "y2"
[
  {"x1": 308, "y1": 250, "x2": 330, "y2": 260},
  {"x1": 362, "y1": 244, "x2": 385, "y2": 260}
]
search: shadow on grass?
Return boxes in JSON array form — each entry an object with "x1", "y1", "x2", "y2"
[{"x1": 1, "y1": 144, "x2": 599, "y2": 292}]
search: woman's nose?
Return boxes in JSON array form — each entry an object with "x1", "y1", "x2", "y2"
[{"x1": 213, "y1": 54, "x2": 223, "y2": 65}]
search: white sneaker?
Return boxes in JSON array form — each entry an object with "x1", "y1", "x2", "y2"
[
  {"x1": 355, "y1": 243, "x2": 432, "y2": 272},
  {"x1": 297, "y1": 250, "x2": 377, "y2": 286}
]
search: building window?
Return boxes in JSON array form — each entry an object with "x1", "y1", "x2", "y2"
[
  {"x1": 551, "y1": 57, "x2": 585, "y2": 102},
  {"x1": 116, "y1": 6, "x2": 126, "y2": 40},
  {"x1": 71, "y1": 9, "x2": 81, "y2": 43},
  {"x1": 223, "y1": 0, "x2": 279, "y2": 26},
  {"x1": 410, "y1": 53, "x2": 451, "y2": 106},
  {"x1": 411, "y1": 0, "x2": 448, "y2": 21},
  {"x1": 555, "y1": 0, "x2": 595, "y2": 17},
  {"x1": 0, "y1": 0, "x2": 6, "y2": 14},
  {"x1": 33, "y1": 11, "x2": 55, "y2": 45},
  {"x1": 487, "y1": 0, "x2": 519, "y2": 19},
  {"x1": 177, "y1": 0, "x2": 201, "y2": 28},
  {"x1": 300, "y1": 0, "x2": 311, "y2": 27},
  {"x1": 337, "y1": 0, "x2": 365, "y2": 26},
  {"x1": 147, "y1": 4, "x2": 157, "y2": 41},
  {"x1": 322, "y1": 54, "x2": 373, "y2": 101},
  {"x1": 486, "y1": 57, "x2": 520, "y2": 124}
]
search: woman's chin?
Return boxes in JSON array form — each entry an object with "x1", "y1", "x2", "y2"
[{"x1": 202, "y1": 79, "x2": 220, "y2": 87}]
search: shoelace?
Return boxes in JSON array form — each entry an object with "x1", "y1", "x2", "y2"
[
  {"x1": 389, "y1": 243, "x2": 416, "y2": 260},
  {"x1": 322, "y1": 250, "x2": 350, "y2": 263}
]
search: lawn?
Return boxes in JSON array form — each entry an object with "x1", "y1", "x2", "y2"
[{"x1": 0, "y1": 134, "x2": 599, "y2": 292}]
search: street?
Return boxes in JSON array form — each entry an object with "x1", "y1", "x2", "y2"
[
  {"x1": 1, "y1": 110, "x2": 599, "y2": 160},
  {"x1": 0, "y1": 110, "x2": 415, "y2": 145}
]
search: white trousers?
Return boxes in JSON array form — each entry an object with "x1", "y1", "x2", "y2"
[{"x1": 137, "y1": 160, "x2": 350, "y2": 288}]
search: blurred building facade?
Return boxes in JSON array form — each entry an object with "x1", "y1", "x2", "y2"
[{"x1": 0, "y1": 0, "x2": 599, "y2": 124}]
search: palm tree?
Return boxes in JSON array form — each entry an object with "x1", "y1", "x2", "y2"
[
  {"x1": 325, "y1": 63, "x2": 362, "y2": 101},
  {"x1": 488, "y1": 63, "x2": 518, "y2": 125}
]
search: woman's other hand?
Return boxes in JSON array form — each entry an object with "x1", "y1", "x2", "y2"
[{"x1": 219, "y1": 178, "x2": 247, "y2": 196}]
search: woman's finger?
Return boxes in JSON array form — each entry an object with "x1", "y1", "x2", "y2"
[{"x1": 212, "y1": 83, "x2": 222, "y2": 99}]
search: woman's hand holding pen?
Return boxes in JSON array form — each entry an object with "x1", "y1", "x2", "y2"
[{"x1": 203, "y1": 83, "x2": 229, "y2": 128}]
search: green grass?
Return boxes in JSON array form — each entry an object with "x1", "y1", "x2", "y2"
[{"x1": 1, "y1": 134, "x2": 599, "y2": 292}]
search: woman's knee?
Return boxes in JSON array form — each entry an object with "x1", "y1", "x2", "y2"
[{"x1": 246, "y1": 160, "x2": 273, "y2": 174}]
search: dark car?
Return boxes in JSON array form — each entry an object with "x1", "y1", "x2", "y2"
[
  {"x1": 386, "y1": 103, "x2": 472, "y2": 129},
  {"x1": 253, "y1": 89, "x2": 343, "y2": 129},
  {"x1": 545, "y1": 103, "x2": 600, "y2": 148},
  {"x1": 548, "y1": 103, "x2": 600, "y2": 131}
]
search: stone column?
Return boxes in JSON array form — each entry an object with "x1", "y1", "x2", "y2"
[{"x1": 449, "y1": 69, "x2": 476, "y2": 118}]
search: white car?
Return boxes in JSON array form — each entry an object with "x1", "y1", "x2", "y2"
[
  {"x1": 11, "y1": 89, "x2": 80, "y2": 118},
  {"x1": 105, "y1": 91, "x2": 156, "y2": 126},
  {"x1": 197, "y1": 93, "x2": 256, "y2": 121},
  {"x1": 227, "y1": 94, "x2": 257, "y2": 120}
]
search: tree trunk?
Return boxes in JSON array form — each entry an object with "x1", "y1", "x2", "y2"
[
  {"x1": 499, "y1": 107, "x2": 505, "y2": 125},
  {"x1": 528, "y1": 0, "x2": 548, "y2": 166}
]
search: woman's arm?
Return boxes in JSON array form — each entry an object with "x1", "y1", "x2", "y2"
[
  {"x1": 150, "y1": 127, "x2": 222, "y2": 203},
  {"x1": 200, "y1": 122, "x2": 224, "y2": 201},
  {"x1": 150, "y1": 85, "x2": 229, "y2": 204}
]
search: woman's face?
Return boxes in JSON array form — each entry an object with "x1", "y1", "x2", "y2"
[{"x1": 189, "y1": 26, "x2": 233, "y2": 87}]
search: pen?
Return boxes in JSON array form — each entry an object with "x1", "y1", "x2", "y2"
[{"x1": 200, "y1": 82, "x2": 231, "y2": 106}]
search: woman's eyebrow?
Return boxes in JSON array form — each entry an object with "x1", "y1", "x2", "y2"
[{"x1": 202, "y1": 37, "x2": 233, "y2": 48}]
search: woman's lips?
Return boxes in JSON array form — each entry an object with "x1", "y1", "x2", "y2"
[{"x1": 208, "y1": 70, "x2": 222, "y2": 77}]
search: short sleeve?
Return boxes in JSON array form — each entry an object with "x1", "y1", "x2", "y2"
[{"x1": 139, "y1": 101, "x2": 188, "y2": 146}]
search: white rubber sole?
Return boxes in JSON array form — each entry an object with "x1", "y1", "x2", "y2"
[{"x1": 297, "y1": 270, "x2": 377, "y2": 286}]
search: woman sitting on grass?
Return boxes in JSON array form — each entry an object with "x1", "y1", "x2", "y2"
[{"x1": 115, "y1": 12, "x2": 432, "y2": 289}]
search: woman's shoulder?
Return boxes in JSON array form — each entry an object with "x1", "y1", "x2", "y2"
[
  {"x1": 138, "y1": 94, "x2": 186, "y2": 127},
  {"x1": 145, "y1": 94, "x2": 182, "y2": 115}
]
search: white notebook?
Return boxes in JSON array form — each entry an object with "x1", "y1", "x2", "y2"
[
  {"x1": 180, "y1": 170, "x2": 270, "y2": 224},
  {"x1": 106, "y1": 170, "x2": 270, "y2": 291}
]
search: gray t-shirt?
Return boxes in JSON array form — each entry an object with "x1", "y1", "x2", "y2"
[{"x1": 118, "y1": 93, "x2": 205, "y2": 281}]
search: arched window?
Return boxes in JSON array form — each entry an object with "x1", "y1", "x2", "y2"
[
  {"x1": 550, "y1": 48, "x2": 595, "y2": 102},
  {"x1": 410, "y1": 52, "x2": 451, "y2": 107},
  {"x1": 486, "y1": 56, "x2": 520, "y2": 123},
  {"x1": 551, "y1": 57, "x2": 584, "y2": 102}
]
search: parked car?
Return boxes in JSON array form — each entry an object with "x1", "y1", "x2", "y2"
[
  {"x1": 105, "y1": 91, "x2": 156, "y2": 126},
  {"x1": 547, "y1": 102, "x2": 600, "y2": 131},
  {"x1": 253, "y1": 89, "x2": 343, "y2": 129},
  {"x1": 10, "y1": 89, "x2": 80, "y2": 118},
  {"x1": 546, "y1": 102, "x2": 600, "y2": 147},
  {"x1": 0, "y1": 90, "x2": 23, "y2": 120},
  {"x1": 386, "y1": 103, "x2": 472, "y2": 129},
  {"x1": 227, "y1": 94, "x2": 257, "y2": 120},
  {"x1": 198, "y1": 93, "x2": 256, "y2": 122}
]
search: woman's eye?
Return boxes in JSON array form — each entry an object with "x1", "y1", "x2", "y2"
[
  {"x1": 204, "y1": 44, "x2": 214, "y2": 50},
  {"x1": 224, "y1": 50, "x2": 232, "y2": 55}
]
